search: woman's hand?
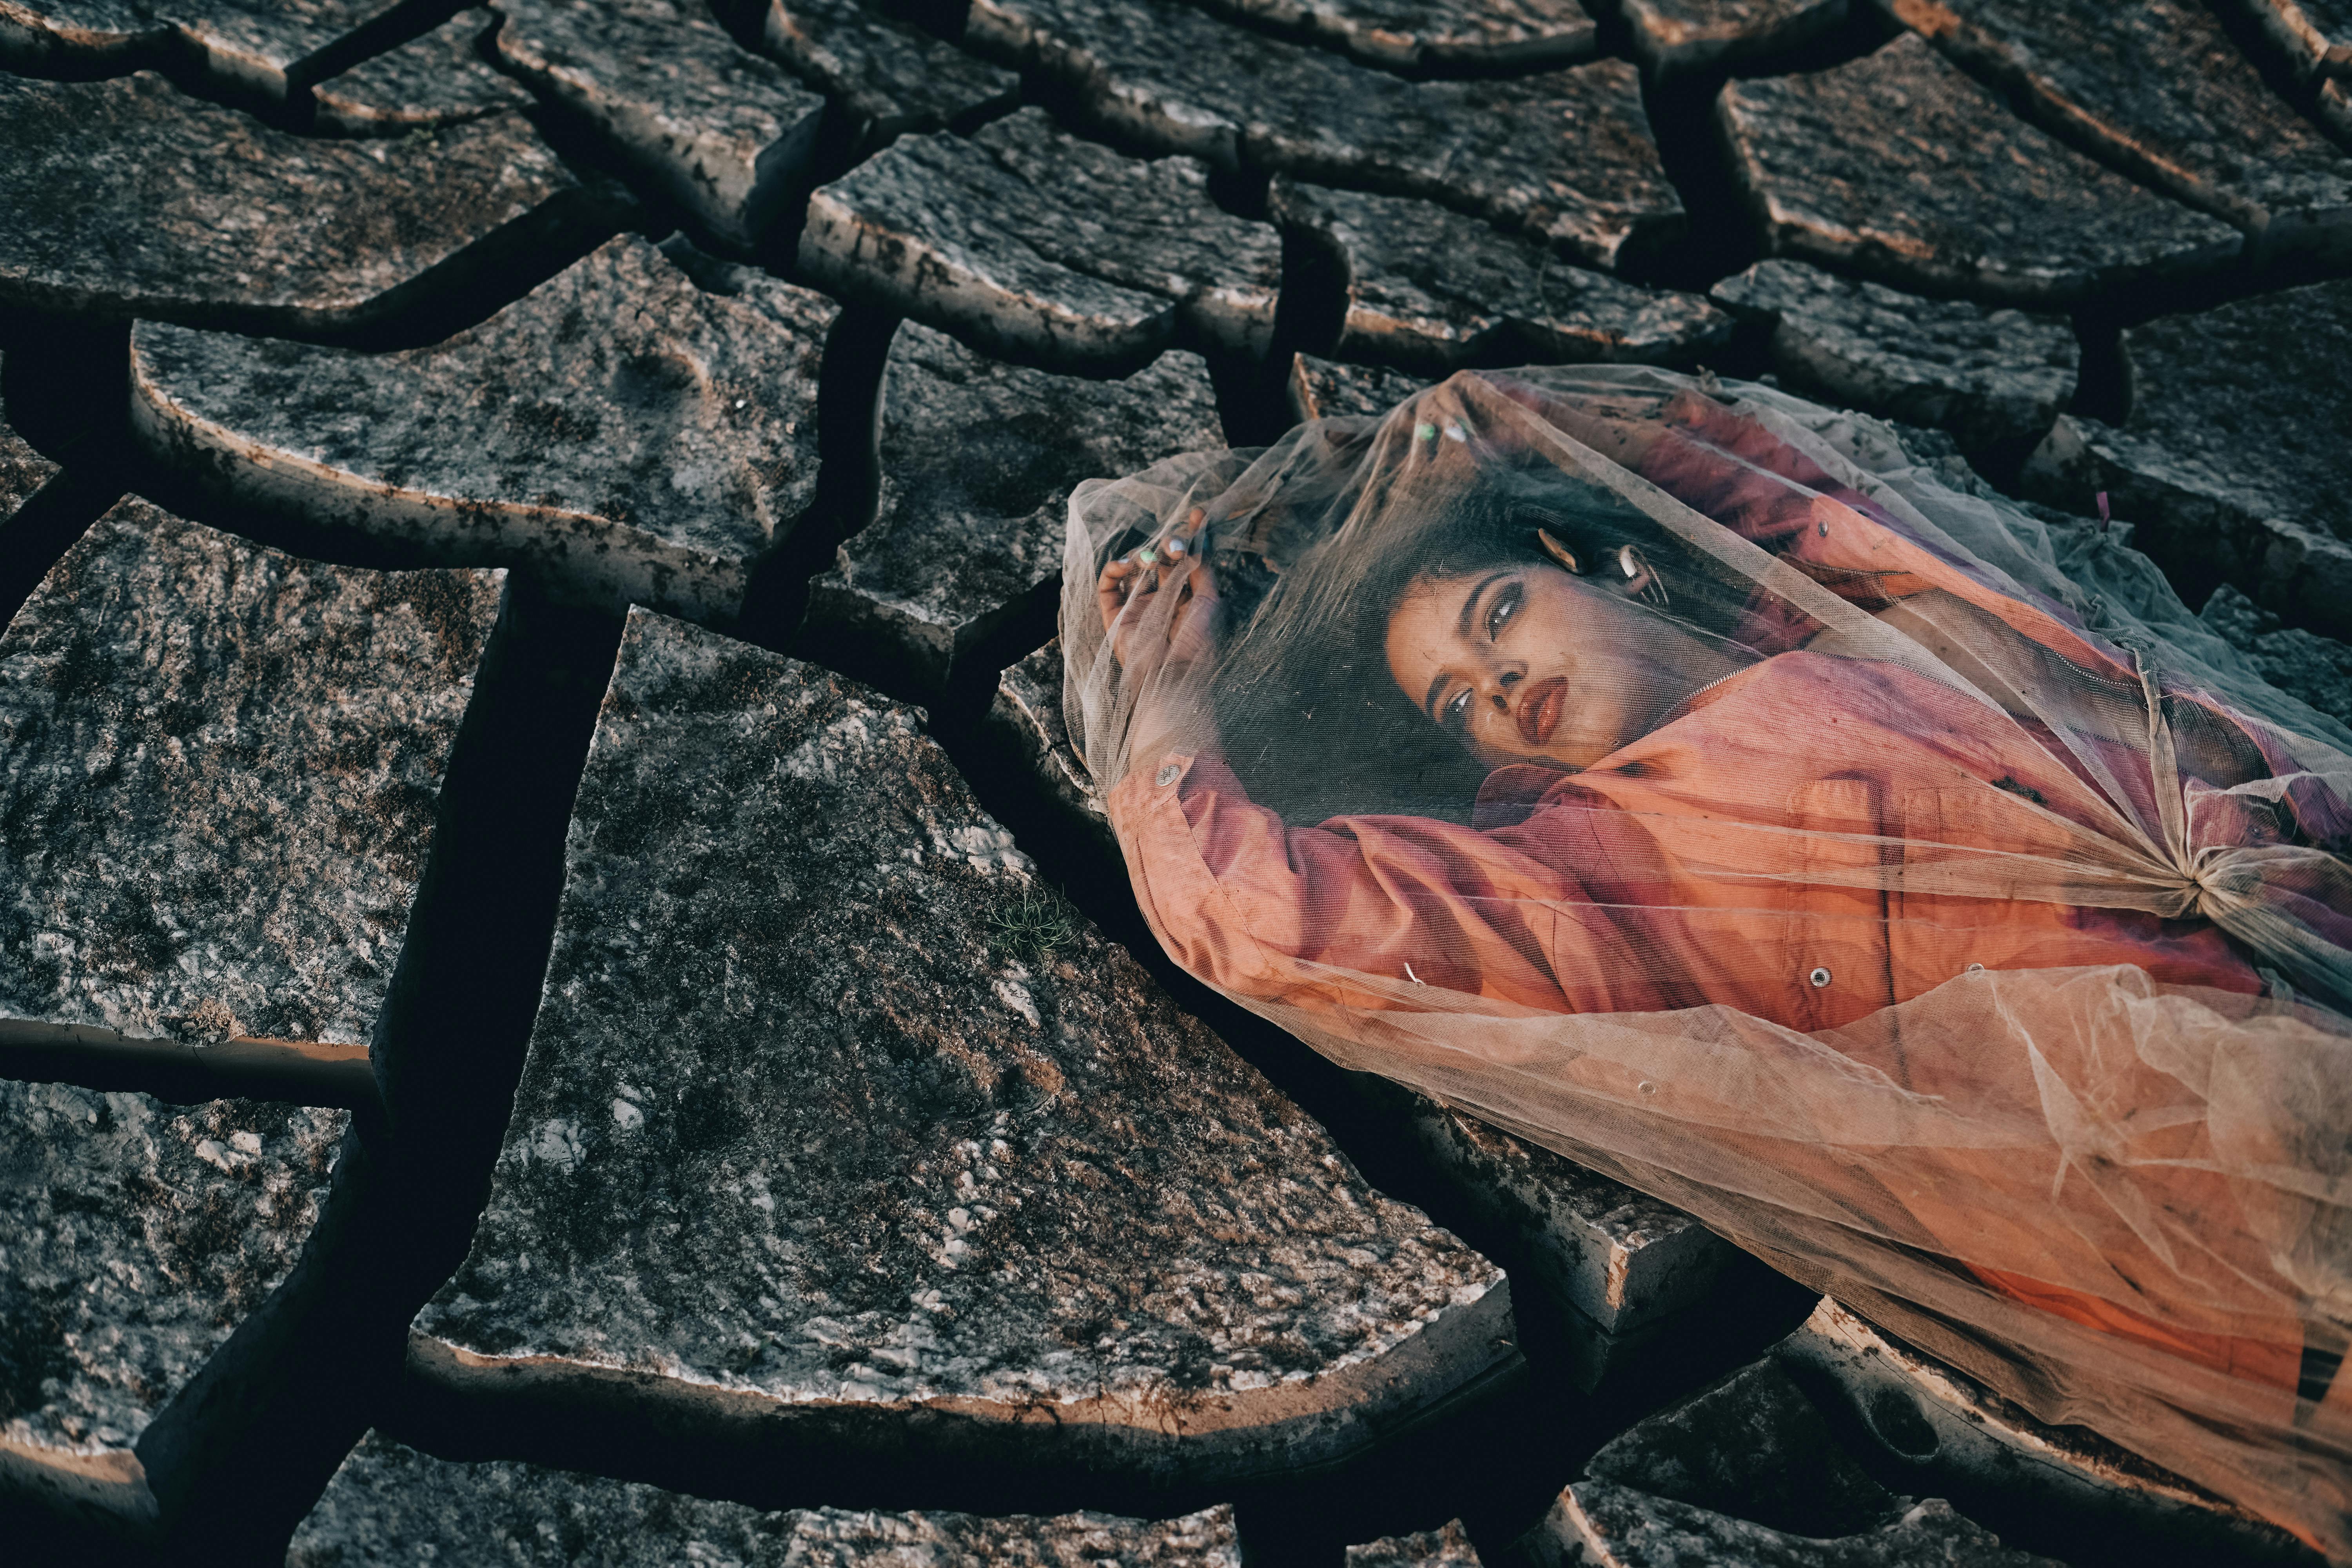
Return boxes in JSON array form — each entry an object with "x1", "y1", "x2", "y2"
[{"x1": 1098, "y1": 506, "x2": 1220, "y2": 688}]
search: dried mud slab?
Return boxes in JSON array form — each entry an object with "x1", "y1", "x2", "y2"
[
  {"x1": 131, "y1": 235, "x2": 833, "y2": 622},
  {"x1": 1347, "y1": 1519, "x2": 1483, "y2": 1567},
  {"x1": 806, "y1": 325, "x2": 1223, "y2": 705},
  {"x1": 310, "y1": 9, "x2": 531, "y2": 135},
  {"x1": 1400, "y1": 1100, "x2": 1741, "y2": 1390},
  {"x1": 2021, "y1": 276, "x2": 2352, "y2": 638},
  {"x1": 1533, "y1": 1357, "x2": 2060, "y2": 1566},
  {"x1": 0, "y1": 74, "x2": 592, "y2": 336},
  {"x1": 1181, "y1": 0, "x2": 1596, "y2": 72},
  {"x1": 749, "y1": 0, "x2": 1018, "y2": 153},
  {"x1": 410, "y1": 612, "x2": 1518, "y2": 1488},
  {"x1": 1876, "y1": 0, "x2": 2352, "y2": 262},
  {"x1": 980, "y1": 640, "x2": 1122, "y2": 877},
  {"x1": 962, "y1": 0, "x2": 1681, "y2": 269},
  {"x1": 2241, "y1": 0, "x2": 2352, "y2": 79},
  {"x1": 1286, "y1": 354, "x2": 1428, "y2": 423},
  {"x1": 2200, "y1": 584, "x2": 2352, "y2": 724},
  {"x1": 290, "y1": 1431, "x2": 1243, "y2": 1566},
  {"x1": 1272, "y1": 179, "x2": 1730, "y2": 375},
  {"x1": 1620, "y1": 0, "x2": 1850, "y2": 76},
  {"x1": 0, "y1": 371, "x2": 60, "y2": 525},
  {"x1": 0, "y1": 1081, "x2": 346, "y2": 1533},
  {"x1": 0, "y1": 501, "x2": 503, "y2": 1098},
  {"x1": 1775, "y1": 1299, "x2": 2310, "y2": 1563},
  {"x1": 800, "y1": 107, "x2": 1281, "y2": 368},
  {"x1": 973, "y1": 637, "x2": 1727, "y2": 1393},
  {"x1": 1710, "y1": 259, "x2": 2076, "y2": 452},
  {"x1": 1719, "y1": 35, "x2": 2241, "y2": 305},
  {"x1": 491, "y1": 0, "x2": 825, "y2": 249},
  {"x1": 0, "y1": 0, "x2": 438, "y2": 101}
]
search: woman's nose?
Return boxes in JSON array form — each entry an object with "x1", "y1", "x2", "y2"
[{"x1": 1486, "y1": 664, "x2": 1523, "y2": 710}]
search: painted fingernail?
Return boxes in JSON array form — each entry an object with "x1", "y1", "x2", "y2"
[
  {"x1": 1165, "y1": 536, "x2": 1187, "y2": 557},
  {"x1": 1138, "y1": 546, "x2": 1159, "y2": 565}
]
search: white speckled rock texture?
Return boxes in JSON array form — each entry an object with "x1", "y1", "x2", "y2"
[
  {"x1": 0, "y1": 0, "x2": 425, "y2": 99},
  {"x1": 1719, "y1": 35, "x2": 2241, "y2": 304},
  {"x1": 1773, "y1": 1299, "x2": 2309, "y2": 1563},
  {"x1": 0, "y1": 72, "x2": 590, "y2": 335},
  {"x1": 0, "y1": 1080, "x2": 345, "y2": 1523},
  {"x1": 2201, "y1": 585, "x2": 2352, "y2": 724},
  {"x1": 1346, "y1": 1518, "x2": 1484, "y2": 1568},
  {"x1": 1873, "y1": 0, "x2": 2352, "y2": 261},
  {"x1": 0, "y1": 500, "x2": 504, "y2": 1061},
  {"x1": 289, "y1": 1430, "x2": 1244, "y2": 1566},
  {"x1": 1286, "y1": 354, "x2": 1428, "y2": 424},
  {"x1": 1534, "y1": 1356, "x2": 2060, "y2": 1566},
  {"x1": 0, "y1": 367, "x2": 60, "y2": 525},
  {"x1": 310, "y1": 9, "x2": 533, "y2": 136},
  {"x1": 491, "y1": 0, "x2": 826, "y2": 249},
  {"x1": 800, "y1": 107, "x2": 1281, "y2": 369},
  {"x1": 981, "y1": 639, "x2": 1120, "y2": 876},
  {"x1": 1272, "y1": 179, "x2": 1730, "y2": 376},
  {"x1": 131, "y1": 235, "x2": 834, "y2": 622},
  {"x1": 958, "y1": 0, "x2": 1681, "y2": 269},
  {"x1": 1399, "y1": 1099, "x2": 1738, "y2": 1390},
  {"x1": 1620, "y1": 0, "x2": 1849, "y2": 74},
  {"x1": 750, "y1": 0, "x2": 1017, "y2": 151},
  {"x1": 2020, "y1": 276, "x2": 2352, "y2": 639},
  {"x1": 806, "y1": 325, "x2": 1223, "y2": 703},
  {"x1": 411, "y1": 610, "x2": 1517, "y2": 1486},
  {"x1": 1181, "y1": 0, "x2": 1595, "y2": 71},
  {"x1": 1710, "y1": 258, "x2": 2076, "y2": 451}
]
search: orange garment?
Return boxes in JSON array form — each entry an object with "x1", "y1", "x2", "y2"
[{"x1": 1107, "y1": 393, "x2": 2327, "y2": 1392}]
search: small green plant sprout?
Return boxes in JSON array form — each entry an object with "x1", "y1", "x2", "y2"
[{"x1": 988, "y1": 885, "x2": 1079, "y2": 963}]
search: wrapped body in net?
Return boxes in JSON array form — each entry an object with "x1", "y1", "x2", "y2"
[{"x1": 1062, "y1": 366, "x2": 2352, "y2": 1555}]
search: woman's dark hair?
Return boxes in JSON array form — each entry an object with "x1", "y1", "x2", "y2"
[{"x1": 1208, "y1": 458, "x2": 1755, "y2": 826}]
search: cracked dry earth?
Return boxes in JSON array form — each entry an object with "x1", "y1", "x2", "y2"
[{"x1": 0, "y1": 0, "x2": 2348, "y2": 1564}]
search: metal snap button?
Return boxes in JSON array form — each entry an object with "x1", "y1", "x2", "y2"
[
  {"x1": 1155, "y1": 762, "x2": 1182, "y2": 787},
  {"x1": 1808, "y1": 966, "x2": 1832, "y2": 988},
  {"x1": 1966, "y1": 962, "x2": 1985, "y2": 975}
]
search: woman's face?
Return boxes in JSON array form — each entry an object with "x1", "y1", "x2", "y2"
[{"x1": 1384, "y1": 561, "x2": 1713, "y2": 771}]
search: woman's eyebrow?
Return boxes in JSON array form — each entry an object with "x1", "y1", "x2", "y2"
[
  {"x1": 1423, "y1": 670, "x2": 1449, "y2": 722},
  {"x1": 1459, "y1": 572, "x2": 1512, "y2": 639}
]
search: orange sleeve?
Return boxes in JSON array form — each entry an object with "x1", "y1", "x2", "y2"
[{"x1": 1107, "y1": 750, "x2": 1736, "y2": 1020}]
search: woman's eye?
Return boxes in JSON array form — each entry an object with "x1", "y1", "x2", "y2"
[
  {"x1": 1486, "y1": 581, "x2": 1522, "y2": 641},
  {"x1": 1442, "y1": 688, "x2": 1472, "y2": 729}
]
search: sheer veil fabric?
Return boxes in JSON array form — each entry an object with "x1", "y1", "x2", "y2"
[{"x1": 1062, "y1": 367, "x2": 2352, "y2": 1553}]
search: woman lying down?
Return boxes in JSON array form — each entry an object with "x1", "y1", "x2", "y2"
[{"x1": 1062, "y1": 366, "x2": 2352, "y2": 1554}]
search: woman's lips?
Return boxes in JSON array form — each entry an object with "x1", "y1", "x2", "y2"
[{"x1": 1516, "y1": 677, "x2": 1568, "y2": 746}]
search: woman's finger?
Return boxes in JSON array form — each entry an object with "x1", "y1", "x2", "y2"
[{"x1": 1096, "y1": 552, "x2": 1143, "y2": 631}]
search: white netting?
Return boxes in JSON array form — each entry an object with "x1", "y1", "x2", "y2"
[{"x1": 1063, "y1": 367, "x2": 2352, "y2": 1555}]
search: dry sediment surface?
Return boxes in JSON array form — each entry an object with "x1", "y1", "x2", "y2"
[
  {"x1": 805, "y1": 323, "x2": 1223, "y2": 705},
  {"x1": 410, "y1": 611, "x2": 1519, "y2": 1488},
  {"x1": 801, "y1": 106, "x2": 1280, "y2": 370},
  {"x1": 289, "y1": 1430, "x2": 1243, "y2": 1566},
  {"x1": 2023, "y1": 276, "x2": 2352, "y2": 637},
  {"x1": 129, "y1": 234, "x2": 835, "y2": 622},
  {"x1": 6, "y1": 0, "x2": 2352, "y2": 1556},
  {"x1": 1709, "y1": 258, "x2": 2076, "y2": 453},
  {"x1": 1719, "y1": 35, "x2": 2243, "y2": 305},
  {"x1": 1271, "y1": 179, "x2": 1731, "y2": 375},
  {"x1": 490, "y1": 0, "x2": 826, "y2": 251},
  {"x1": 0, "y1": 1079, "x2": 346, "y2": 1530},
  {"x1": 0, "y1": 502, "x2": 503, "y2": 1095},
  {"x1": 310, "y1": 9, "x2": 532, "y2": 136},
  {"x1": 0, "y1": 73, "x2": 595, "y2": 336}
]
